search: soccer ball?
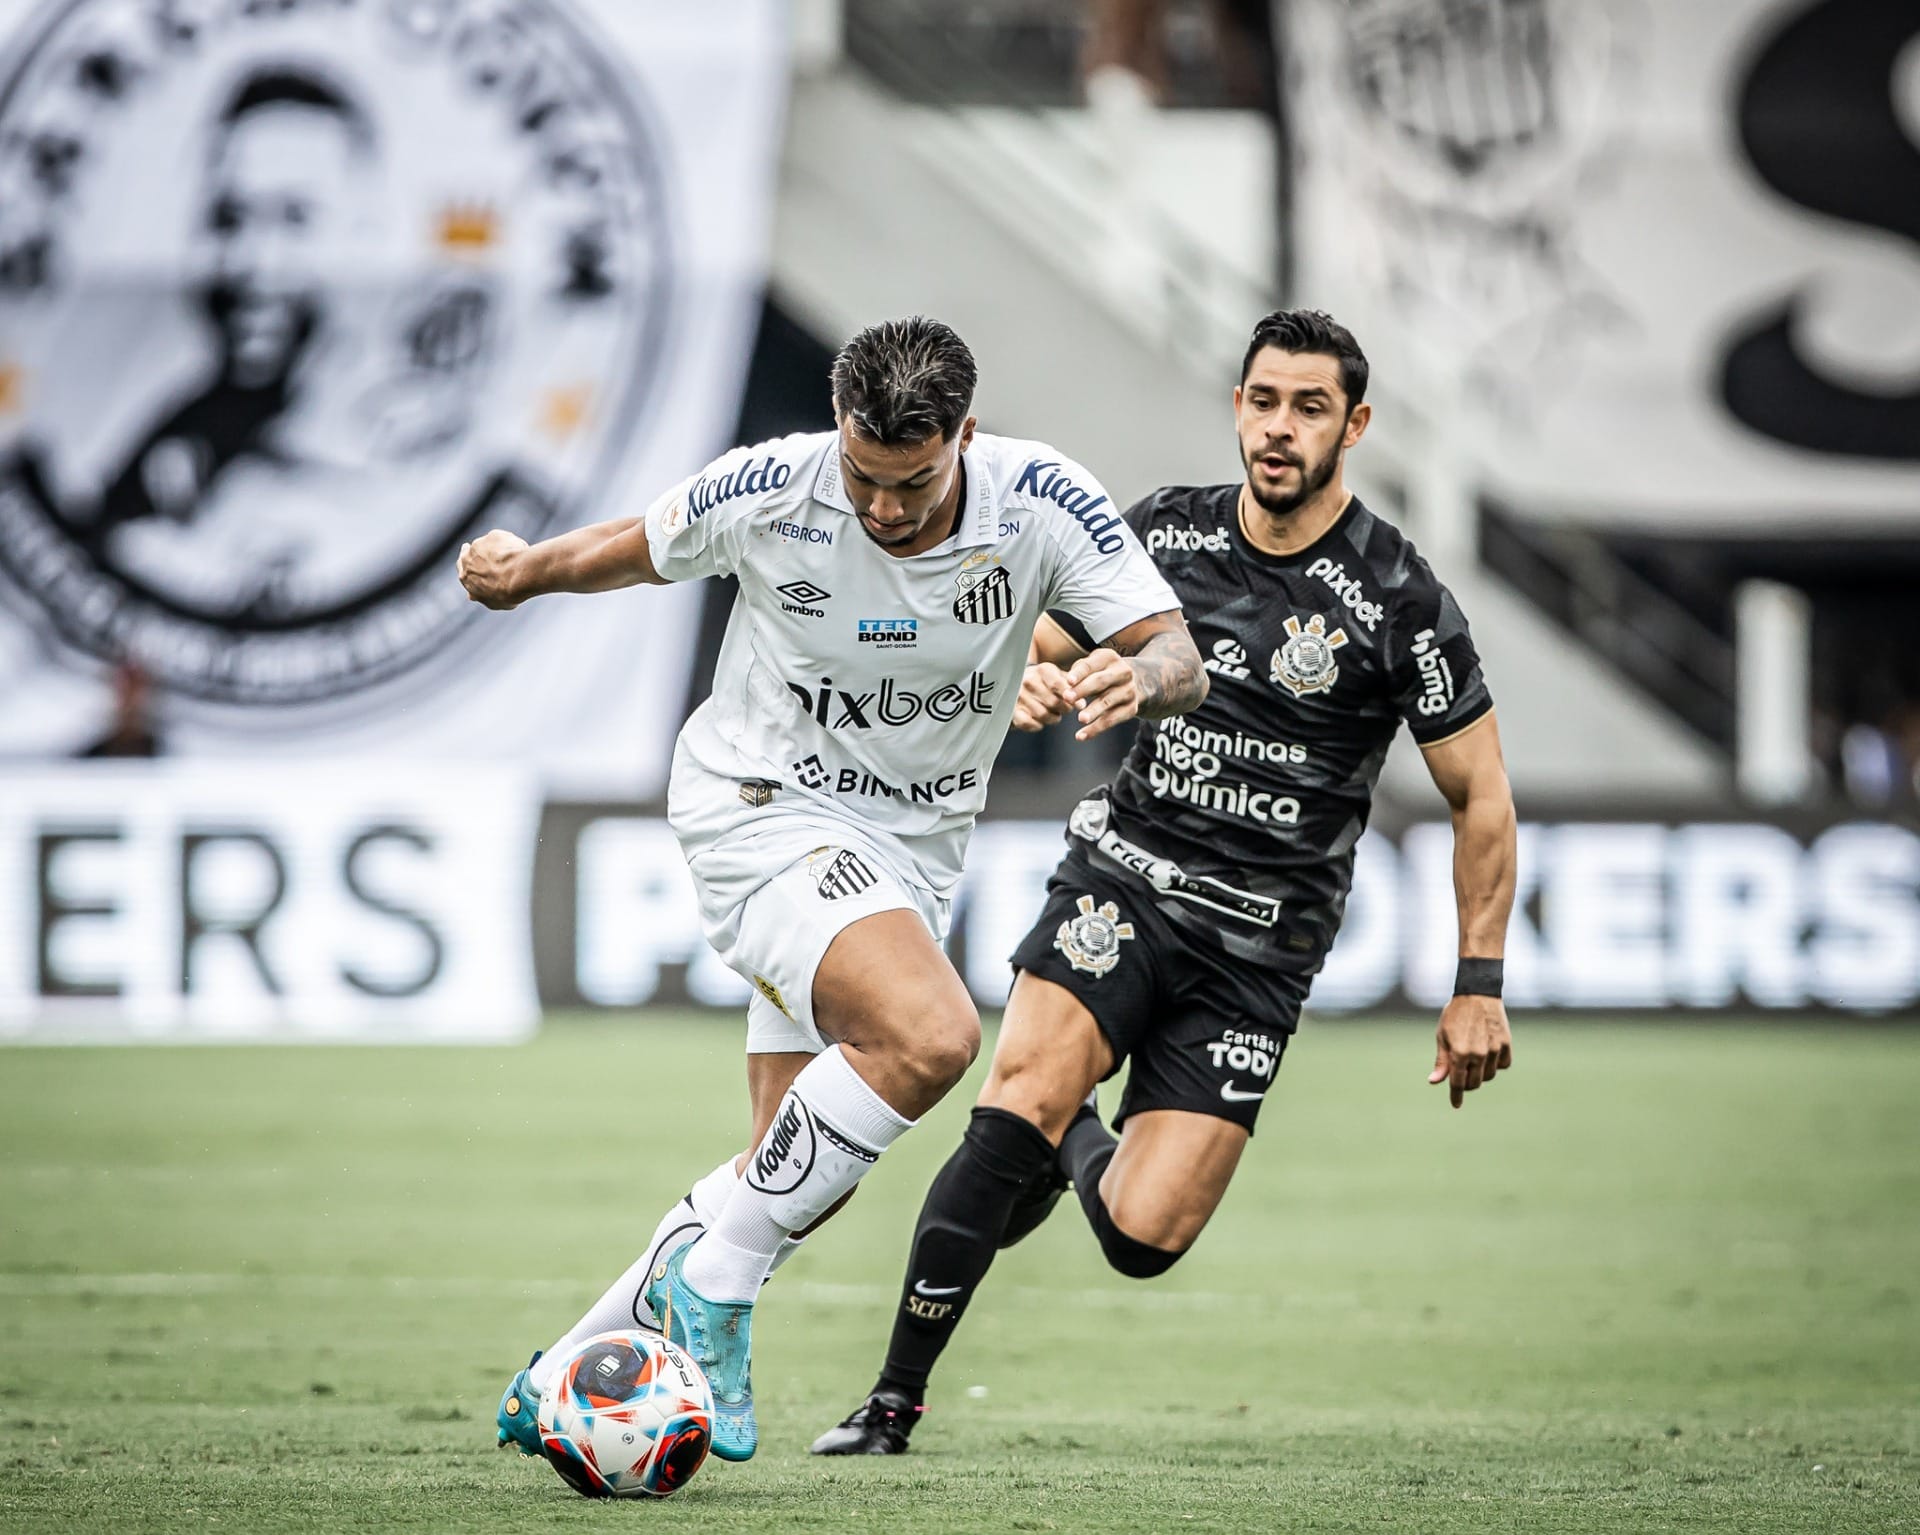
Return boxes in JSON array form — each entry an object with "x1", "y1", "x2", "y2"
[{"x1": 536, "y1": 1331, "x2": 714, "y2": 1498}]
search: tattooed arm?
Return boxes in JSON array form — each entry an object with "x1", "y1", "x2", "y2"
[{"x1": 1047, "y1": 609, "x2": 1206, "y2": 742}]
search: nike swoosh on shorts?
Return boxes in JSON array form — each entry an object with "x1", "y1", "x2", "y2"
[
  {"x1": 1218, "y1": 1081, "x2": 1265, "y2": 1103},
  {"x1": 914, "y1": 1281, "x2": 963, "y2": 1297}
]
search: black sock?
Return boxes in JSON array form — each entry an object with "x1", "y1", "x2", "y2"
[
  {"x1": 876, "y1": 1106, "x2": 1056, "y2": 1401},
  {"x1": 1059, "y1": 1108, "x2": 1183, "y2": 1278},
  {"x1": 1085, "y1": 1193, "x2": 1183, "y2": 1277},
  {"x1": 1061, "y1": 1102, "x2": 1118, "y2": 1217}
]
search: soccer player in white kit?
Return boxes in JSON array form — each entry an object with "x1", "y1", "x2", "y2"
[{"x1": 458, "y1": 318, "x2": 1206, "y2": 1463}]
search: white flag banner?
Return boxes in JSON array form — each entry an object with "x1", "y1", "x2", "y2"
[
  {"x1": 1285, "y1": 0, "x2": 1920, "y2": 531},
  {"x1": 0, "y1": 761, "x2": 539, "y2": 1042},
  {"x1": 0, "y1": 0, "x2": 788, "y2": 792}
]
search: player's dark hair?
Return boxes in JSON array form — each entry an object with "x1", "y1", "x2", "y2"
[
  {"x1": 217, "y1": 66, "x2": 374, "y2": 153},
  {"x1": 831, "y1": 317, "x2": 977, "y2": 447},
  {"x1": 1240, "y1": 309, "x2": 1369, "y2": 410}
]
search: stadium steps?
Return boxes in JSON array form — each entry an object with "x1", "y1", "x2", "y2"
[{"x1": 769, "y1": 64, "x2": 1726, "y2": 800}]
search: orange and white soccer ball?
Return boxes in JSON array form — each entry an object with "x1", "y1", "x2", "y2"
[{"x1": 535, "y1": 1331, "x2": 714, "y2": 1498}]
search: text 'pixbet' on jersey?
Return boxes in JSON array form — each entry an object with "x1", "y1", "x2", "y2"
[{"x1": 786, "y1": 673, "x2": 997, "y2": 729}]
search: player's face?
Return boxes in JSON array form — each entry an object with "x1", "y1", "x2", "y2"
[
  {"x1": 1234, "y1": 349, "x2": 1365, "y2": 517},
  {"x1": 837, "y1": 417, "x2": 976, "y2": 551},
  {"x1": 201, "y1": 106, "x2": 359, "y2": 384}
]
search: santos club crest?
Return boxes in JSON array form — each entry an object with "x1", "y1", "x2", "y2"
[
  {"x1": 953, "y1": 552, "x2": 1014, "y2": 625},
  {"x1": 1270, "y1": 613, "x2": 1348, "y2": 697},
  {"x1": 0, "y1": 0, "x2": 671, "y2": 707},
  {"x1": 1054, "y1": 894, "x2": 1135, "y2": 979}
]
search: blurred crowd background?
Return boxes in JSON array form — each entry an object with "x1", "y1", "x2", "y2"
[{"x1": 1, "y1": 0, "x2": 1916, "y2": 1037}]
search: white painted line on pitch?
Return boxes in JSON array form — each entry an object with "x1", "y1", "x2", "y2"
[
  {"x1": 0, "y1": 1273, "x2": 584, "y2": 1298},
  {"x1": 0, "y1": 1273, "x2": 1357, "y2": 1310}
]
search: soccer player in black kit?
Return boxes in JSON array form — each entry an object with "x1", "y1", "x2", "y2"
[{"x1": 812, "y1": 309, "x2": 1519, "y2": 1455}]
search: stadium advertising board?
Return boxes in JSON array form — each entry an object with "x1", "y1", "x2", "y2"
[
  {"x1": 4, "y1": 785, "x2": 1912, "y2": 1038},
  {"x1": 564, "y1": 813, "x2": 1920, "y2": 1017},
  {"x1": 0, "y1": 764, "x2": 538, "y2": 1041},
  {"x1": 0, "y1": 0, "x2": 786, "y2": 797}
]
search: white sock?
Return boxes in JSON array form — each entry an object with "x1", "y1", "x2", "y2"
[
  {"x1": 525, "y1": 1156, "x2": 810, "y2": 1395},
  {"x1": 692, "y1": 1156, "x2": 809, "y2": 1281},
  {"x1": 682, "y1": 1046, "x2": 911, "y2": 1302},
  {"x1": 526, "y1": 1157, "x2": 734, "y2": 1393}
]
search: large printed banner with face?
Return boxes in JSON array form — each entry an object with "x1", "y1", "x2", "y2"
[
  {"x1": 0, "y1": 763, "x2": 538, "y2": 1041},
  {"x1": 0, "y1": 0, "x2": 786, "y2": 792},
  {"x1": 1284, "y1": 0, "x2": 1920, "y2": 530},
  {"x1": 566, "y1": 814, "x2": 1920, "y2": 1016}
]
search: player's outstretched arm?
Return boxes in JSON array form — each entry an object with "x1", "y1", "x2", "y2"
[
  {"x1": 457, "y1": 518, "x2": 668, "y2": 610},
  {"x1": 1419, "y1": 711, "x2": 1517, "y2": 1109},
  {"x1": 1062, "y1": 609, "x2": 1207, "y2": 743}
]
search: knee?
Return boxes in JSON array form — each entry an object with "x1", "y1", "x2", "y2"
[
  {"x1": 1087, "y1": 1194, "x2": 1185, "y2": 1280},
  {"x1": 901, "y1": 1008, "x2": 980, "y2": 1099},
  {"x1": 980, "y1": 1055, "x2": 1090, "y2": 1142}
]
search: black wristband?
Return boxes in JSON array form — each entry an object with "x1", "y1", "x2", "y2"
[{"x1": 1453, "y1": 957, "x2": 1504, "y2": 998}]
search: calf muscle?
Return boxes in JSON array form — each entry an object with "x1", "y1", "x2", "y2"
[{"x1": 1099, "y1": 1110, "x2": 1247, "y2": 1252}]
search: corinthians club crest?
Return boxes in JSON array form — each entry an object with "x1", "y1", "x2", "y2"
[
  {"x1": 1054, "y1": 894, "x2": 1135, "y2": 979},
  {"x1": 0, "y1": 0, "x2": 672, "y2": 708},
  {"x1": 1271, "y1": 612, "x2": 1348, "y2": 698}
]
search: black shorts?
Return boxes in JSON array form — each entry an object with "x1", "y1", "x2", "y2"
[{"x1": 1007, "y1": 848, "x2": 1312, "y2": 1133}]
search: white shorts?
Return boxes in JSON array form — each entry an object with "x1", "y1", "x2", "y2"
[{"x1": 668, "y1": 753, "x2": 953, "y2": 1055}]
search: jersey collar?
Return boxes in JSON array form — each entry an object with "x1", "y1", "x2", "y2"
[
  {"x1": 1230, "y1": 488, "x2": 1363, "y2": 569},
  {"x1": 956, "y1": 448, "x2": 999, "y2": 548},
  {"x1": 811, "y1": 446, "x2": 856, "y2": 514},
  {"x1": 810, "y1": 442, "x2": 1001, "y2": 550}
]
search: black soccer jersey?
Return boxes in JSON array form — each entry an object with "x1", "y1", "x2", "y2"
[{"x1": 1053, "y1": 485, "x2": 1491, "y2": 964}]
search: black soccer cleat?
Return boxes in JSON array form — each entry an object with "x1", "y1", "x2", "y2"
[{"x1": 809, "y1": 1388, "x2": 925, "y2": 1455}]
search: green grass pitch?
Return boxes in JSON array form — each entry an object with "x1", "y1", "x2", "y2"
[{"x1": 1, "y1": 1016, "x2": 1916, "y2": 1533}]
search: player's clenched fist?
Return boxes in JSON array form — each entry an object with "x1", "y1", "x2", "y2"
[
  {"x1": 458, "y1": 530, "x2": 530, "y2": 610},
  {"x1": 1063, "y1": 647, "x2": 1141, "y2": 741},
  {"x1": 1013, "y1": 662, "x2": 1076, "y2": 732}
]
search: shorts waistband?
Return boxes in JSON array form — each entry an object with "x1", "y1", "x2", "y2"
[{"x1": 1068, "y1": 796, "x2": 1280, "y2": 928}]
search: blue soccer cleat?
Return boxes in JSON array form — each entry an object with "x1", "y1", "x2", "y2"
[
  {"x1": 644, "y1": 1243, "x2": 758, "y2": 1462},
  {"x1": 495, "y1": 1351, "x2": 543, "y2": 1455}
]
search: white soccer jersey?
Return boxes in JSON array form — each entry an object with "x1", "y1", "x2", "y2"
[{"x1": 646, "y1": 430, "x2": 1179, "y2": 892}]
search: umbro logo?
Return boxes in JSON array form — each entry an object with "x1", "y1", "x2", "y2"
[{"x1": 777, "y1": 579, "x2": 830, "y2": 618}]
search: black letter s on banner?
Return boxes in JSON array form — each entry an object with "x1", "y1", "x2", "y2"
[
  {"x1": 1719, "y1": 0, "x2": 1920, "y2": 459},
  {"x1": 341, "y1": 826, "x2": 444, "y2": 997}
]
